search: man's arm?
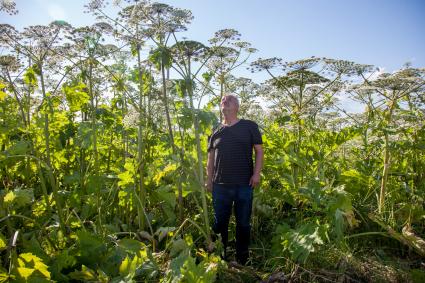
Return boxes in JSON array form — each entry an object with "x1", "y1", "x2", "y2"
[
  {"x1": 249, "y1": 144, "x2": 264, "y2": 188},
  {"x1": 206, "y1": 149, "x2": 215, "y2": 192}
]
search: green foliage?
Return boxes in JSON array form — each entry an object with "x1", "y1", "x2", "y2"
[
  {"x1": 149, "y1": 47, "x2": 173, "y2": 70},
  {"x1": 0, "y1": 267, "x2": 9, "y2": 283},
  {"x1": 3, "y1": 188, "x2": 33, "y2": 209},
  {"x1": 326, "y1": 186, "x2": 358, "y2": 240},
  {"x1": 163, "y1": 236, "x2": 220, "y2": 283},
  {"x1": 202, "y1": 71, "x2": 214, "y2": 83},
  {"x1": 0, "y1": 233, "x2": 6, "y2": 251},
  {"x1": 5, "y1": 140, "x2": 31, "y2": 156},
  {"x1": 198, "y1": 109, "x2": 218, "y2": 131},
  {"x1": 176, "y1": 105, "x2": 194, "y2": 130},
  {"x1": 0, "y1": 81, "x2": 8, "y2": 101},
  {"x1": 75, "y1": 230, "x2": 108, "y2": 267},
  {"x1": 0, "y1": 2, "x2": 423, "y2": 281},
  {"x1": 272, "y1": 221, "x2": 329, "y2": 264},
  {"x1": 174, "y1": 79, "x2": 189, "y2": 98},
  {"x1": 119, "y1": 255, "x2": 142, "y2": 279},
  {"x1": 23, "y1": 67, "x2": 38, "y2": 88},
  {"x1": 178, "y1": 254, "x2": 219, "y2": 283},
  {"x1": 63, "y1": 82, "x2": 89, "y2": 112},
  {"x1": 68, "y1": 264, "x2": 107, "y2": 282},
  {"x1": 411, "y1": 269, "x2": 425, "y2": 283},
  {"x1": 340, "y1": 169, "x2": 372, "y2": 194},
  {"x1": 49, "y1": 249, "x2": 77, "y2": 280},
  {"x1": 118, "y1": 161, "x2": 136, "y2": 187},
  {"x1": 12, "y1": 253, "x2": 51, "y2": 282}
]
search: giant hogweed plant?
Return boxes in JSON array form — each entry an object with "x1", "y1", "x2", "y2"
[{"x1": 1, "y1": 0, "x2": 424, "y2": 281}]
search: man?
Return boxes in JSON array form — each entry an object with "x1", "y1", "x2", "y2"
[{"x1": 206, "y1": 94, "x2": 264, "y2": 265}]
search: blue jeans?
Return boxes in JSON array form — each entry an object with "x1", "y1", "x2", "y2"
[{"x1": 212, "y1": 183, "x2": 253, "y2": 264}]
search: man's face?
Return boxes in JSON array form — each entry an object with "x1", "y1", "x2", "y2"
[{"x1": 220, "y1": 96, "x2": 239, "y2": 115}]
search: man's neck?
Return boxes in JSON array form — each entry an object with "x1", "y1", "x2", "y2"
[{"x1": 223, "y1": 115, "x2": 239, "y2": 126}]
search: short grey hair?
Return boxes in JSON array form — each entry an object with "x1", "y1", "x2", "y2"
[{"x1": 223, "y1": 93, "x2": 239, "y2": 108}]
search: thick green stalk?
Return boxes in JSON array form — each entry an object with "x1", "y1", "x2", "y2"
[
  {"x1": 177, "y1": 125, "x2": 185, "y2": 223},
  {"x1": 6, "y1": 70, "x2": 27, "y2": 127},
  {"x1": 88, "y1": 62, "x2": 98, "y2": 172},
  {"x1": 39, "y1": 63, "x2": 66, "y2": 232},
  {"x1": 161, "y1": 63, "x2": 176, "y2": 153},
  {"x1": 26, "y1": 57, "x2": 32, "y2": 126},
  {"x1": 219, "y1": 74, "x2": 224, "y2": 123},
  {"x1": 87, "y1": 60, "x2": 103, "y2": 230},
  {"x1": 378, "y1": 99, "x2": 396, "y2": 214},
  {"x1": 160, "y1": 57, "x2": 184, "y2": 223},
  {"x1": 187, "y1": 57, "x2": 212, "y2": 245},
  {"x1": 39, "y1": 64, "x2": 52, "y2": 168},
  {"x1": 136, "y1": 45, "x2": 146, "y2": 230},
  {"x1": 122, "y1": 94, "x2": 127, "y2": 164}
]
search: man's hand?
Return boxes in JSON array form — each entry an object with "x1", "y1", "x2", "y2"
[
  {"x1": 205, "y1": 180, "x2": 213, "y2": 193},
  {"x1": 249, "y1": 173, "x2": 260, "y2": 188},
  {"x1": 250, "y1": 144, "x2": 263, "y2": 188}
]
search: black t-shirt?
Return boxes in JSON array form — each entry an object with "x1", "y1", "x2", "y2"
[{"x1": 207, "y1": 119, "x2": 262, "y2": 185}]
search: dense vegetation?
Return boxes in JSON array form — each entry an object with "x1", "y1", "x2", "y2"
[{"x1": 1, "y1": 1, "x2": 424, "y2": 282}]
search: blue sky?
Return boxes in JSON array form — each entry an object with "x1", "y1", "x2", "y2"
[
  {"x1": 2, "y1": 0, "x2": 425, "y2": 112},
  {"x1": 4, "y1": 0, "x2": 424, "y2": 71}
]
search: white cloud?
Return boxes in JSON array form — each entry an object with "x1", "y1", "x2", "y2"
[
  {"x1": 367, "y1": 67, "x2": 385, "y2": 81},
  {"x1": 340, "y1": 99, "x2": 364, "y2": 113},
  {"x1": 335, "y1": 92, "x2": 365, "y2": 114},
  {"x1": 47, "y1": 3, "x2": 66, "y2": 20}
]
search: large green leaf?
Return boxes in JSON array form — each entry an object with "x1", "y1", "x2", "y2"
[
  {"x1": 0, "y1": 233, "x2": 6, "y2": 251},
  {"x1": 6, "y1": 140, "x2": 31, "y2": 155},
  {"x1": 152, "y1": 186, "x2": 176, "y2": 208},
  {"x1": 3, "y1": 188, "x2": 33, "y2": 208},
  {"x1": 274, "y1": 222, "x2": 328, "y2": 263},
  {"x1": 23, "y1": 67, "x2": 38, "y2": 88},
  {"x1": 117, "y1": 238, "x2": 145, "y2": 255},
  {"x1": 63, "y1": 82, "x2": 89, "y2": 112},
  {"x1": 75, "y1": 231, "x2": 108, "y2": 267},
  {"x1": 148, "y1": 46, "x2": 173, "y2": 70},
  {"x1": 68, "y1": 265, "x2": 98, "y2": 281},
  {"x1": 14, "y1": 253, "x2": 51, "y2": 281},
  {"x1": 0, "y1": 81, "x2": 7, "y2": 101}
]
